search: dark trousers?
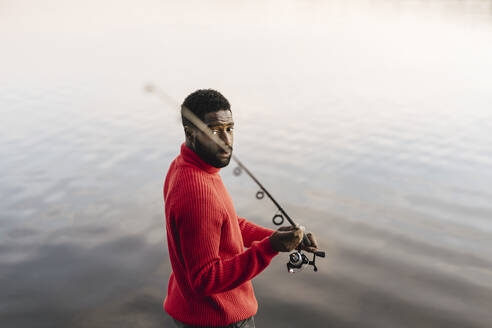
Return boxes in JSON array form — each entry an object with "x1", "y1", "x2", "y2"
[{"x1": 172, "y1": 316, "x2": 255, "y2": 328}]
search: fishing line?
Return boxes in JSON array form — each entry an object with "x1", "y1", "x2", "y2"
[{"x1": 145, "y1": 83, "x2": 325, "y2": 273}]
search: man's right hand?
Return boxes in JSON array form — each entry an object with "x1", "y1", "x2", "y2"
[{"x1": 269, "y1": 224, "x2": 304, "y2": 252}]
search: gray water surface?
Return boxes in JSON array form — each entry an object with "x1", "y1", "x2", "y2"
[{"x1": 1, "y1": 1, "x2": 492, "y2": 327}]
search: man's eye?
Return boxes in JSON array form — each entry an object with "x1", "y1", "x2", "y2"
[{"x1": 210, "y1": 127, "x2": 233, "y2": 135}]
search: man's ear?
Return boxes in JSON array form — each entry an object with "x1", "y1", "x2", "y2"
[
  {"x1": 184, "y1": 125, "x2": 195, "y2": 147},
  {"x1": 184, "y1": 125, "x2": 193, "y2": 139}
]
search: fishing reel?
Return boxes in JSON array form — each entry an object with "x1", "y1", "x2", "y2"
[{"x1": 287, "y1": 247, "x2": 325, "y2": 273}]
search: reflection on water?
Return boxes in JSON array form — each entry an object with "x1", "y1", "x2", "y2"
[{"x1": 1, "y1": 0, "x2": 492, "y2": 327}]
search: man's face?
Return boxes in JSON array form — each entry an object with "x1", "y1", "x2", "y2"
[{"x1": 189, "y1": 109, "x2": 234, "y2": 168}]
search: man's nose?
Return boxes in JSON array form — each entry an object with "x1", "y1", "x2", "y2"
[{"x1": 220, "y1": 132, "x2": 233, "y2": 148}]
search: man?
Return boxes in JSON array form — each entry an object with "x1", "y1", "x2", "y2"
[{"x1": 163, "y1": 89, "x2": 318, "y2": 328}]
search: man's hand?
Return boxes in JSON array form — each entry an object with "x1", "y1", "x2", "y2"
[
  {"x1": 269, "y1": 224, "x2": 304, "y2": 252},
  {"x1": 298, "y1": 230, "x2": 319, "y2": 253}
]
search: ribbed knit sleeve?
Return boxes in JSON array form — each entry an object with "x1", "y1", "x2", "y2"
[
  {"x1": 176, "y1": 182, "x2": 277, "y2": 297},
  {"x1": 237, "y1": 217, "x2": 276, "y2": 248}
]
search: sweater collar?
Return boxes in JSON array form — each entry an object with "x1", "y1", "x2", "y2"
[{"x1": 180, "y1": 143, "x2": 221, "y2": 174}]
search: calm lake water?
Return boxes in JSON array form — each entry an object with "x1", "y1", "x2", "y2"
[{"x1": 1, "y1": 1, "x2": 492, "y2": 327}]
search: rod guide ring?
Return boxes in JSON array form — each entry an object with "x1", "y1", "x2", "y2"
[
  {"x1": 233, "y1": 167, "x2": 242, "y2": 176},
  {"x1": 272, "y1": 214, "x2": 284, "y2": 225}
]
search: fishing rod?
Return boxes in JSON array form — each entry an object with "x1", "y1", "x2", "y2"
[{"x1": 145, "y1": 84, "x2": 325, "y2": 273}]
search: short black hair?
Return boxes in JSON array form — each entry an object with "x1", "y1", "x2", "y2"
[{"x1": 181, "y1": 89, "x2": 231, "y2": 127}]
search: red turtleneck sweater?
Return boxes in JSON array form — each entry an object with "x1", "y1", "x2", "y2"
[{"x1": 163, "y1": 143, "x2": 278, "y2": 326}]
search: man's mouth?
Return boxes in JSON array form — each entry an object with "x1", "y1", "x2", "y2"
[
  {"x1": 218, "y1": 152, "x2": 230, "y2": 158},
  {"x1": 218, "y1": 149, "x2": 231, "y2": 158}
]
